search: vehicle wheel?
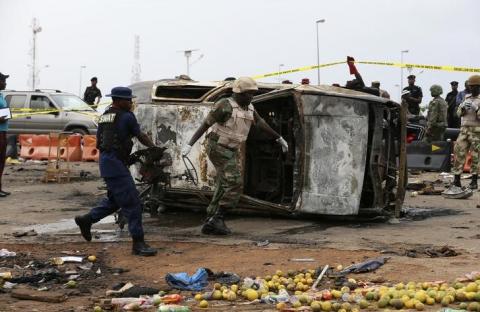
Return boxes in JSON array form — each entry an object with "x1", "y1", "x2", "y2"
[{"x1": 69, "y1": 128, "x2": 87, "y2": 135}]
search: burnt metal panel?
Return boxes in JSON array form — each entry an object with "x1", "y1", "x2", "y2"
[
  {"x1": 133, "y1": 103, "x2": 217, "y2": 190},
  {"x1": 300, "y1": 94, "x2": 369, "y2": 215}
]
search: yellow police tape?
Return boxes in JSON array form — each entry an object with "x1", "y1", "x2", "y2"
[
  {"x1": 10, "y1": 108, "x2": 98, "y2": 119},
  {"x1": 252, "y1": 60, "x2": 480, "y2": 80}
]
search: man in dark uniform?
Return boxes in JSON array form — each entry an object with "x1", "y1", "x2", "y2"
[
  {"x1": 446, "y1": 81, "x2": 460, "y2": 128},
  {"x1": 403, "y1": 75, "x2": 423, "y2": 115},
  {"x1": 75, "y1": 87, "x2": 157, "y2": 256},
  {"x1": 83, "y1": 77, "x2": 102, "y2": 106}
]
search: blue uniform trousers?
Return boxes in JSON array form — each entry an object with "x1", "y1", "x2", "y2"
[{"x1": 89, "y1": 174, "x2": 144, "y2": 239}]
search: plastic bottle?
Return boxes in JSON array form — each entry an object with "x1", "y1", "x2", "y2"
[
  {"x1": 157, "y1": 304, "x2": 190, "y2": 312},
  {"x1": 0, "y1": 272, "x2": 12, "y2": 279},
  {"x1": 161, "y1": 294, "x2": 183, "y2": 304}
]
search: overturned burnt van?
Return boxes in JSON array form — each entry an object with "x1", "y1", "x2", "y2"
[{"x1": 129, "y1": 78, "x2": 407, "y2": 216}]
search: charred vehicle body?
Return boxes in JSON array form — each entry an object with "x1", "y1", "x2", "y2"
[{"x1": 129, "y1": 79, "x2": 407, "y2": 217}]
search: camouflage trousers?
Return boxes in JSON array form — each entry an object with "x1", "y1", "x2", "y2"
[
  {"x1": 205, "y1": 137, "x2": 242, "y2": 217},
  {"x1": 452, "y1": 126, "x2": 480, "y2": 175},
  {"x1": 423, "y1": 126, "x2": 445, "y2": 143}
]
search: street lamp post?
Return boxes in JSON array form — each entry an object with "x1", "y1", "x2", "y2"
[
  {"x1": 278, "y1": 63, "x2": 284, "y2": 82},
  {"x1": 79, "y1": 65, "x2": 86, "y2": 97},
  {"x1": 315, "y1": 19, "x2": 326, "y2": 85},
  {"x1": 400, "y1": 50, "x2": 409, "y2": 92},
  {"x1": 31, "y1": 18, "x2": 42, "y2": 90}
]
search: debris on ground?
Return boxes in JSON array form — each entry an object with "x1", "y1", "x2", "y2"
[
  {"x1": 165, "y1": 268, "x2": 209, "y2": 291},
  {"x1": 0, "y1": 248, "x2": 16, "y2": 258},
  {"x1": 406, "y1": 246, "x2": 459, "y2": 258},
  {"x1": 12, "y1": 229, "x2": 38, "y2": 238},
  {"x1": 340, "y1": 257, "x2": 389, "y2": 274},
  {"x1": 442, "y1": 186, "x2": 474, "y2": 199},
  {"x1": 10, "y1": 288, "x2": 67, "y2": 303}
]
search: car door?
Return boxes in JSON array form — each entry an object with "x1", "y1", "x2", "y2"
[
  {"x1": 26, "y1": 95, "x2": 63, "y2": 134},
  {"x1": 4, "y1": 94, "x2": 28, "y2": 134}
]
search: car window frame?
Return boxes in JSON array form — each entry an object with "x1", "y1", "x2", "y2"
[{"x1": 4, "y1": 94, "x2": 28, "y2": 109}]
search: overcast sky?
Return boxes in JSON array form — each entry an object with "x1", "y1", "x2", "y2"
[{"x1": 0, "y1": 0, "x2": 478, "y2": 105}]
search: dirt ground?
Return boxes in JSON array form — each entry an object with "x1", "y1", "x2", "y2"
[{"x1": 1, "y1": 162, "x2": 480, "y2": 311}]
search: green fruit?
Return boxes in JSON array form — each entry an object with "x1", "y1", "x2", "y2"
[
  {"x1": 332, "y1": 302, "x2": 341, "y2": 311},
  {"x1": 340, "y1": 302, "x2": 351, "y2": 311},
  {"x1": 66, "y1": 280, "x2": 76, "y2": 288},
  {"x1": 441, "y1": 297, "x2": 450, "y2": 307},
  {"x1": 468, "y1": 302, "x2": 479, "y2": 311},
  {"x1": 93, "y1": 307, "x2": 102, "y2": 312},
  {"x1": 475, "y1": 292, "x2": 480, "y2": 302},
  {"x1": 310, "y1": 301, "x2": 321, "y2": 312},
  {"x1": 378, "y1": 298, "x2": 389, "y2": 308},
  {"x1": 359, "y1": 299, "x2": 369, "y2": 309},
  {"x1": 415, "y1": 302, "x2": 425, "y2": 311},
  {"x1": 389, "y1": 298, "x2": 404, "y2": 310},
  {"x1": 365, "y1": 292, "x2": 375, "y2": 301},
  {"x1": 459, "y1": 302, "x2": 468, "y2": 310}
]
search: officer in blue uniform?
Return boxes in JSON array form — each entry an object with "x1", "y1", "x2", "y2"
[{"x1": 74, "y1": 87, "x2": 157, "y2": 256}]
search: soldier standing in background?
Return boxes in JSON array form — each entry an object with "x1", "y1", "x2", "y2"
[
  {"x1": 446, "y1": 81, "x2": 460, "y2": 128},
  {"x1": 424, "y1": 85, "x2": 447, "y2": 142},
  {"x1": 451, "y1": 75, "x2": 480, "y2": 190}
]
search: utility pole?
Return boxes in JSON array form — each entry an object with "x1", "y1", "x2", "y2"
[
  {"x1": 178, "y1": 49, "x2": 199, "y2": 76},
  {"x1": 400, "y1": 50, "x2": 409, "y2": 93},
  {"x1": 79, "y1": 65, "x2": 86, "y2": 97},
  {"x1": 131, "y1": 35, "x2": 141, "y2": 84},
  {"x1": 315, "y1": 19, "x2": 326, "y2": 85},
  {"x1": 31, "y1": 18, "x2": 42, "y2": 90}
]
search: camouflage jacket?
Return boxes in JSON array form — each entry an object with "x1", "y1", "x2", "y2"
[{"x1": 427, "y1": 96, "x2": 447, "y2": 129}]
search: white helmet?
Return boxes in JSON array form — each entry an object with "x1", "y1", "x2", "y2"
[{"x1": 232, "y1": 77, "x2": 258, "y2": 93}]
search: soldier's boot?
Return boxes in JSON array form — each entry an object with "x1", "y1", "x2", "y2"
[
  {"x1": 469, "y1": 174, "x2": 478, "y2": 190},
  {"x1": 132, "y1": 236, "x2": 157, "y2": 256},
  {"x1": 453, "y1": 175, "x2": 462, "y2": 188},
  {"x1": 74, "y1": 214, "x2": 93, "y2": 242},
  {"x1": 201, "y1": 209, "x2": 231, "y2": 235}
]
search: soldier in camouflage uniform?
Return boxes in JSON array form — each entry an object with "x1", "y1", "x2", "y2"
[
  {"x1": 452, "y1": 75, "x2": 480, "y2": 189},
  {"x1": 182, "y1": 77, "x2": 288, "y2": 235},
  {"x1": 424, "y1": 85, "x2": 448, "y2": 142}
]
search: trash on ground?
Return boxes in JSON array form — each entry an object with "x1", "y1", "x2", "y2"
[
  {"x1": 12, "y1": 229, "x2": 38, "y2": 238},
  {"x1": 289, "y1": 258, "x2": 316, "y2": 262},
  {"x1": 50, "y1": 256, "x2": 83, "y2": 265},
  {"x1": 0, "y1": 272, "x2": 12, "y2": 279},
  {"x1": 10, "y1": 288, "x2": 67, "y2": 303},
  {"x1": 406, "y1": 246, "x2": 459, "y2": 258},
  {"x1": 0, "y1": 249, "x2": 16, "y2": 258},
  {"x1": 165, "y1": 268, "x2": 209, "y2": 291},
  {"x1": 442, "y1": 186, "x2": 473, "y2": 199},
  {"x1": 340, "y1": 257, "x2": 389, "y2": 274},
  {"x1": 256, "y1": 240, "x2": 270, "y2": 247},
  {"x1": 208, "y1": 270, "x2": 241, "y2": 285}
]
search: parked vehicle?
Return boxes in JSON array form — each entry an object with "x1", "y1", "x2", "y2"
[
  {"x1": 129, "y1": 78, "x2": 407, "y2": 216},
  {"x1": 2, "y1": 89, "x2": 98, "y2": 135}
]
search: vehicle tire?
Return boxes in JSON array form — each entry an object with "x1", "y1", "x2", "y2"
[{"x1": 69, "y1": 128, "x2": 88, "y2": 135}]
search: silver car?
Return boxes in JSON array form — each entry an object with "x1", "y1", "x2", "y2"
[{"x1": 2, "y1": 90, "x2": 98, "y2": 135}]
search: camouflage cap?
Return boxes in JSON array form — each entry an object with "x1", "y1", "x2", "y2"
[
  {"x1": 430, "y1": 84, "x2": 443, "y2": 96},
  {"x1": 232, "y1": 77, "x2": 258, "y2": 93}
]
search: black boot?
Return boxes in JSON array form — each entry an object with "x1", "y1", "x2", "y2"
[
  {"x1": 453, "y1": 175, "x2": 462, "y2": 188},
  {"x1": 201, "y1": 210, "x2": 232, "y2": 235},
  {"x1": 132, "y1": 237, "x2": 157, "y2": 256},
  {"x1": 74, "y1": 214, "x2": 92, "y2": 242},
  {"x1": 469, "y1": 174, "x2": 478, "y2": 190}
]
